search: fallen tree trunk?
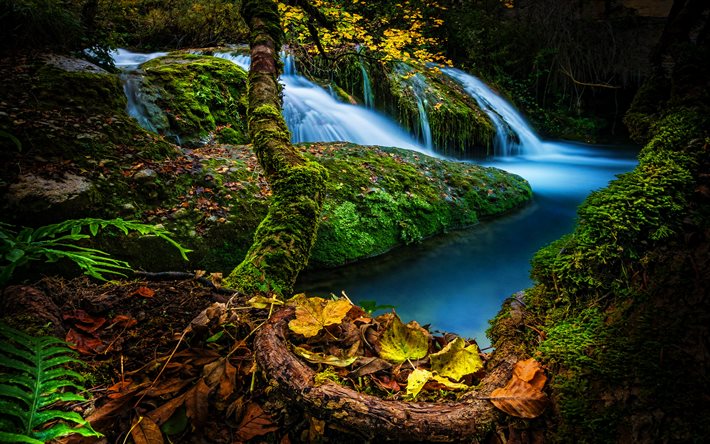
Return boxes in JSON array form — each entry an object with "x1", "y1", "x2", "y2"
[{"x1": 255, "y1": 307, "x2": 522, "y2": 442}]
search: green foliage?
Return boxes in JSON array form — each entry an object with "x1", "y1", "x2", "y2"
[
  {"x1": 0, "y1": 218, "x2": 190, "y2": 286},
  {"x1": 0, "y1": 0, "x2": 118, "y2": 65},
  {"x1": 110, "y1": 0, "x2": 248, "y2": 50},
  {"x1": 0, "y1": 323, "x2": 101, "y2": 443},
  {"x1": 358, "y1": 300, "x2": 396, "y2": 315}
]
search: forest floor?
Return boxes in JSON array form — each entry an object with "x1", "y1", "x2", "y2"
[{"x1": 2, "y1": 276, "x2": 305, "y2": 443}]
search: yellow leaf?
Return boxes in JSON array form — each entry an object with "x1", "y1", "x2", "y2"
[
  {"x1": 247, "y1": 295, "x2": 284, "y2": 309},
  {"x1": 288, "y1": 297, "x2": 352, "y2": 338},
  {"x1": 378, "y1": 314, "x2": 429, "y2": 363},
  {"x1": 405, "y1": 369, "x2": 470, "y2": 399},
  {"x1": 429, "y1": 337, "x2": 483, "y2": 381},
  {"x1": 293, "y1": 346, "x2": 357, "y2": 367},
  {"x1": 405, "y1": 368, "x2": 431, "y2": 399}
]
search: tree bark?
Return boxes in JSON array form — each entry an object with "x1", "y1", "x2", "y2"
[
  {"x1": 255, "y1": 307, "x2": 523, "y2": 442},
  {"x1": 224, "y1": 0, "x2": 327, "y2": 296}
]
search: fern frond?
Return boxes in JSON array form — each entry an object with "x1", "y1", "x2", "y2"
[
  {"x1": 0, "y1": 324, "x2": 102, "y2": 441},
  {"x1": 0, "y1": 431, "x2": 44, "y2": 444}
]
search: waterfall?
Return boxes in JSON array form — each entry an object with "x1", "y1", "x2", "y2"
[
  {"x1": 111, "y1": 49, "x2": 167, "y2": 134},
  {"x1": 111, "y1": 48, "x2": 167, "y2": 70},
  {"x1": 416, "y1": 96, "x2": 433, "y2": 150},
  {"x1": 121, "y1": 74, "x2": 158, "y2": 133},
  {"x1": 216, "y1": 52, "x2": 431, "y2": 154},
  {"x1": 359, "y1": 63, "x2": 375, "y2": 109},
  {"x1": 443, "y1": 68, "x2": 542, "y2": 156}
]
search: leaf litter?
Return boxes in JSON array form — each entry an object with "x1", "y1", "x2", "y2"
[
  {"x1": 285, "y1": 295, "x2": 493, "y2": 402},
  {"x1": 9, "y1": 277, "x2": 547, "y2": 443}
]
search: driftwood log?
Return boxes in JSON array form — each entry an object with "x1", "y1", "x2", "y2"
[{"x1": 255, "y1": 306, "x2": 522, "y2": 442}]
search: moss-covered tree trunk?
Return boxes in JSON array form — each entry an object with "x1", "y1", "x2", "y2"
[{"x1": 224, "y1": 0, "x2": 327, "y2": 296}]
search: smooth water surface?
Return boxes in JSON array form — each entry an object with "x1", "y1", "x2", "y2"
[{"x1": 297, "y1": 143, "x2": 637, "y2": 347}]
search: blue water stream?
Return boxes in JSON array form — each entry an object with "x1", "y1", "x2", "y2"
[{"x1": 112, "y1": 49, "x2": 638, "y2": 346}]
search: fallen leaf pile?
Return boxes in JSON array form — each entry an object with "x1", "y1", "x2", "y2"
[{"x1": 285, "y1": 295, "x2": 487, "y2": 401}]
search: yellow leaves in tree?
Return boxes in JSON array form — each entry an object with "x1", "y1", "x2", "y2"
[
  {"x1": 429, "y1": 337, "x2": 483, "y2": 381},
  {"x1": 288, "y1": 297, "x2": 352, "y2": 338},
  {"x1": 489, "y1": 358, "x2": 548, "y2": 418},
  {"x1": 378, "y1": 314, "x2": 429, "y2": 363}
]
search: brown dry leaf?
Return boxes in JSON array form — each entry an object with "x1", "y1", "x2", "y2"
[
  {"x1": 147, "y1": 393, "x2": 187, "y2": 426},
  {"x1": 65, "y1": 328, "x2": 104, "y2": 355},
  {"x1": 349, "y1": 356, "x2": 392, "y2": 378},
  {"x1": 202, "y1": 358, "x2": 226, "y2": 387},
  {"x1": 130, "y1": 415, "x2": 164, "y2": 444},
  {"x1": 235, "y1": 403, "x2": 278, "y2": 441},
  {"x1": 62, "y1": 310, "x2": 107, "y2": 333},
  {"x1": 144, "y1": 378, "x2": 193, "y2": 397},
  {"x1": 187, "y1": 302, "x2": 228, "y2": 333},
  {"x1": 185, "y1": 378, "x2": 211, "y2": 427},
  {"x1": 513, "y1": 357, "x2": 547, "y2": 391},
  {"x1": 109, "y1": 314, "x2": 138, "y2": 328},
  {"x1": 219, "y1": 361, "x2": 237, "y2": 401},
  {"x1": 489, "y1": 359, "x2": 548, "y2": 419},
  {"x1": 133, "y1": 286, "x2": 155, "y2": 298},
  {"x1": 85, "y1": 389, "x2": 140, "y2": 426}
]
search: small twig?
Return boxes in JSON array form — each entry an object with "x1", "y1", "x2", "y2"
[{"x1": 559, "y1": 67, "x2": 620, "y2": 89}]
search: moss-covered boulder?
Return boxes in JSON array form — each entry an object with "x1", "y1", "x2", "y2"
[
  {"x1": 137, "y1": 53, "x2": 249, "y2": 146},
  {"x1": 306, "y1": 143, "x2": 530, "y2": 267}
]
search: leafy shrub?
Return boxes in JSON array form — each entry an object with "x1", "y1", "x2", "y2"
[{"x1": 0, "y1": 218, "x2": 190, "y2": 286}]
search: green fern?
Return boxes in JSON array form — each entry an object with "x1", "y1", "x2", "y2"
[
  {"x1": 0, "y1": 323, "x2": 102, "y2": 443},
  {"x1": 0, "y1": 217, "x2": 191, "y2": 285}
]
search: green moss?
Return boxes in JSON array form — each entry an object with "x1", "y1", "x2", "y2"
[
  {"x1": 305, "y1": 143, "x2": 531, "y2": 267},
  {"x1": 139, "y1": 54, "x2": 249, "y2": 146},
  {"x1": 507, "y1": 107, "x2": 710, "y2": 441}
]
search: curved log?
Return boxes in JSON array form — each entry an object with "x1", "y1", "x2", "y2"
[{"x1": 255, "y1": 307, "x2": 521, "y2": 442}]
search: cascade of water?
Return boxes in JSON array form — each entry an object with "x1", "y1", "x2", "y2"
[
  {"x1": 121, "y1": 74, "x2": 159, "y2": 133},
  {"x1": 111, "y1": 49, "x2": 167, "y2": 133},
  {"x1": 216, "y1": 52, "x2": 432, "y2": 154},
  {"x1": 416, "y1": 96, "x2": 433, "y2": 150},
  {"x1": 359, "y1": 63, "x2": 375, "y2": 109},
  {"x1": 111, "y1": 48, "x2": 168, "y2": 70},
  {"x1": 443, "y1": 68, "x2": 542, "y2": 156}
]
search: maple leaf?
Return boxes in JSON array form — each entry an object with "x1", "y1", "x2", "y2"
[
  {"x1": 429, "y1": 337, "x2": 483, "y2": 381},
  {"x1": 377, "y1": 314, "x2": 429, "y2": 363},
  {"x1": 288, "y1": 297, "x2": 352, "y2": 338}
]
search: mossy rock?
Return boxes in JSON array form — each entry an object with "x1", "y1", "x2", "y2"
[
  {"x1": 0, "y1": 54, "x2": 176, "y2": 225},
  {"x1": 138, "y1": 53, "x2": 249, "y2": 146},
  {"x1": 304, "y1": 142, "x2": 531, "y2": 267},
  {"x1": 382, "y1": 63, "x2": 495, "y2": 156}
]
